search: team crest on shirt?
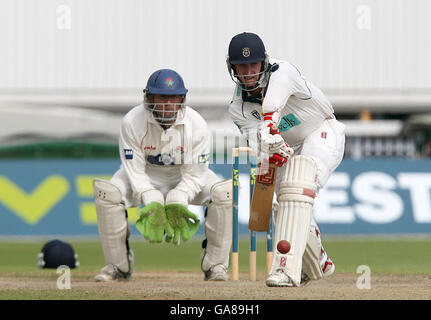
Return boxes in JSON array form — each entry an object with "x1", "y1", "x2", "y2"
[
  {"x1": 251, "y1": 110, "x2": 261, "y2": 120},
  {"x1": 242, "y1": 47, "x2": 250, "y2": 57}
]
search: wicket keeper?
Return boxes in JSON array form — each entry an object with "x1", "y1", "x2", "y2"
[{"x1": 93, "y1": 69, "x2": 233, "y2": 282}]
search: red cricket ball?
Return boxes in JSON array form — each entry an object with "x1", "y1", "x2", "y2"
[{"x1": 277, "y1": 240, "x2": 291, "y2": 254}]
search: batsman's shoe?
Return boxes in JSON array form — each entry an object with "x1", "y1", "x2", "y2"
[
  {"x1": 204, "y1": 264, "x2": 229, "y2": 281},
  {"x1": 94, "y1": 264, "x2": 130, "y2": 282},
  {"x1": 300, "y1": 272, "x2": 311, "y2": 286},
  {"x1": 301, "y1": 257, "x2": 335, "y2": 286},
  {"x1": 322, "y1": 257, "x2": 335, "y2": 277},
  {"x1": 266, "y1": 269, "x2": 296, "y2": 287}
]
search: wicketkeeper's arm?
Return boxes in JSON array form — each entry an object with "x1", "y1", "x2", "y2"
[
  {"x1": 119, "y1": 119, "x2": 163, "y2": 205},
  {"x1": 173, "y1": 125, "x2": 211, "y2": 203}
]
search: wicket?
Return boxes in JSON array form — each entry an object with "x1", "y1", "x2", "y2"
[{"x1": 232, "y1": 147, "x2": 273, "y2": 281}]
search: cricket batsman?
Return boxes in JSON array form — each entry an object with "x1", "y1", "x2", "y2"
[
  {"x1": 93, "y1": 69, "x2": 233, "y2": 282},
  {"x1": 226, "y1": 32, "x2": 346, "y2": 287}
]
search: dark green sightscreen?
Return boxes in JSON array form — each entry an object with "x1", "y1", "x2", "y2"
[{"x1": 0, "y1": 141, "x2": 119, "y2": 158}]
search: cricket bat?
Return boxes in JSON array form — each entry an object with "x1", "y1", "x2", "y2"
[{"x1": 248, "y1": 125, "x2": 278, "y2": 232}]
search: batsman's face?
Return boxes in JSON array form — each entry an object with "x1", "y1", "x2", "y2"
[
  {"x1": 149, "y1": 94, "x2": 184, "y2": 127},
  {"x1": 234, "y1": 62, "x2": 263, "y2": 88}
]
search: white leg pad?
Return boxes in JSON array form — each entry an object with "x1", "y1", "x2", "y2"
[
  {"x1": 94, "y1": 178, "x2": 134, "y2": 274},
  {"x1": 201, "y1": 179, "x2": 233, "y2": 271},
  {"x1": 302, "y1": 228, "x2": 324, "y2": 280},
  {"x1": 270, "y1": 156, "x2": 317, "y2": 286}
]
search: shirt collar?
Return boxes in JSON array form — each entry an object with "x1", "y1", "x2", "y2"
[{"x1": 241, "y1": 89, "x2": 263, "y2": 105}]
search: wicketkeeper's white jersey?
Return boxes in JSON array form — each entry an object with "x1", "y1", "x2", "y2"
[
  {"x1": 118, "y1": 104, "x2": 212, "y2": 202},
  {"x1": 229, "y1": 58, "x2": 335, "y2": 148}
]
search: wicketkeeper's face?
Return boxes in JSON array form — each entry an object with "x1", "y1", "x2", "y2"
[
  {"x1": 147, "y1": 94, "x2": 184, "y2": 127},
  {"x1": 234, "y1": 62, "x2": 263, "y2": 89}
]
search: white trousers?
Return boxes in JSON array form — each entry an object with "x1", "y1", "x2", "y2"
[
  {"x1": 275, "y1": 119, "x2": 345, "y2": 265},
  {"x1": 276, "y1": 118, "x2": 346, "y2": 193}
]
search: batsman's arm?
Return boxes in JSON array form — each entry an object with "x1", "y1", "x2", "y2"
[
  {"x1": 229, "y1": 102, "x2": 261, "y2": 149},
  {"x1": 261, "y1": 62, "x2": 309, "y2": 115}
]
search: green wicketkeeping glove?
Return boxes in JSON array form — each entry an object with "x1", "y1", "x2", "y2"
[
  {"x1": 164, "y1": 204, "x2": 200, "y2": 245},
  {"x1": 135, "y1": 202, "x2": 173, "y2": 243}
]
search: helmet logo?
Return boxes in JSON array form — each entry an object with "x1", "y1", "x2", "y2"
[
  {"x1": 165, "y1": 77, "x2": 174, "y2": 86},
  {"x1": 242, "y1": 47, "x2": 250, "y2": 57}
]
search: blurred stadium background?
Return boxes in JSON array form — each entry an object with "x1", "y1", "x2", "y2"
[{"x1": 0, "y1": 0, "x2": 431, "y2": 287}]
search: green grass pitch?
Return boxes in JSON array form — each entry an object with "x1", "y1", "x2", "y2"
[{"x1": 1, "y1": 236, "x2": 431, "y2": 275}]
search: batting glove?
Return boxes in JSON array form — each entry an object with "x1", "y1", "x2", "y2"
[
  {"x1": 269, "y1": 153, "x2": 289, "y2": 167},
  {"x1": 259, "y1": 112, "x2": 294, "y2": 163}
]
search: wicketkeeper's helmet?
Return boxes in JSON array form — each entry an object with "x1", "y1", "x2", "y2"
[
  {"x1": 37, "y1": 239, "x2": 79, "y2": 269},
  {"x1": 143, "y1": 69, "x2": 188, "y2": 126},
  {"x1": 144, "y1": 69, "x2": 188, "y2": 96}
]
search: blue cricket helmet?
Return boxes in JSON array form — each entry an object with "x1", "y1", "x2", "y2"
[
  {"x1": 144, "y1": 69, "x2": 188, "y2": 96},
  {"x1": 226, "y1": 32, "x2": 270, "y2": 91},
  {"x1": 37, "y1": 239, "x2": 79, "y2": 269},
  {"x1": 228, "y1": 32, "x2": 266, "y2": 65}
]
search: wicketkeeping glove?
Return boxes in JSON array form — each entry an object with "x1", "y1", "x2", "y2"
[
  {"x1": 164, "y1": 204, "x2": 200, "y2": 245},
  {"x1": 135, "y1": 202, "x2": 174, "y2": 243}
]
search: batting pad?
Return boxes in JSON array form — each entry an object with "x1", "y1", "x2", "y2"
[
  {"x1": 302, "y1": 228, "x2": 324, "y2": 280},
  {"x1": 270, "y1": 156, "x2": 317, "y2": 286},
  {"x1": 201, "y1": 179, "x2": 233, "y2": 271},
  {"x1": 94, "y1": 178, "x2": 133, "y2": 274}
]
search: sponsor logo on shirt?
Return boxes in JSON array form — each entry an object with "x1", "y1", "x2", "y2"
[
  {"x1": 198, "y1": 153, "x2": 210, "y2": 164},
  {"x1": 124, "y1": 149, "x2": 133, "y2": 160},
  {"x1": 147, "y1": 153, "x2": 176, "y2": 166},
  {"x1": 144, "y1": 146, "x2": 156, "y2": 150},
  {"x1": 278, "y1": 113, "x2": 301, "y2": 132}
]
